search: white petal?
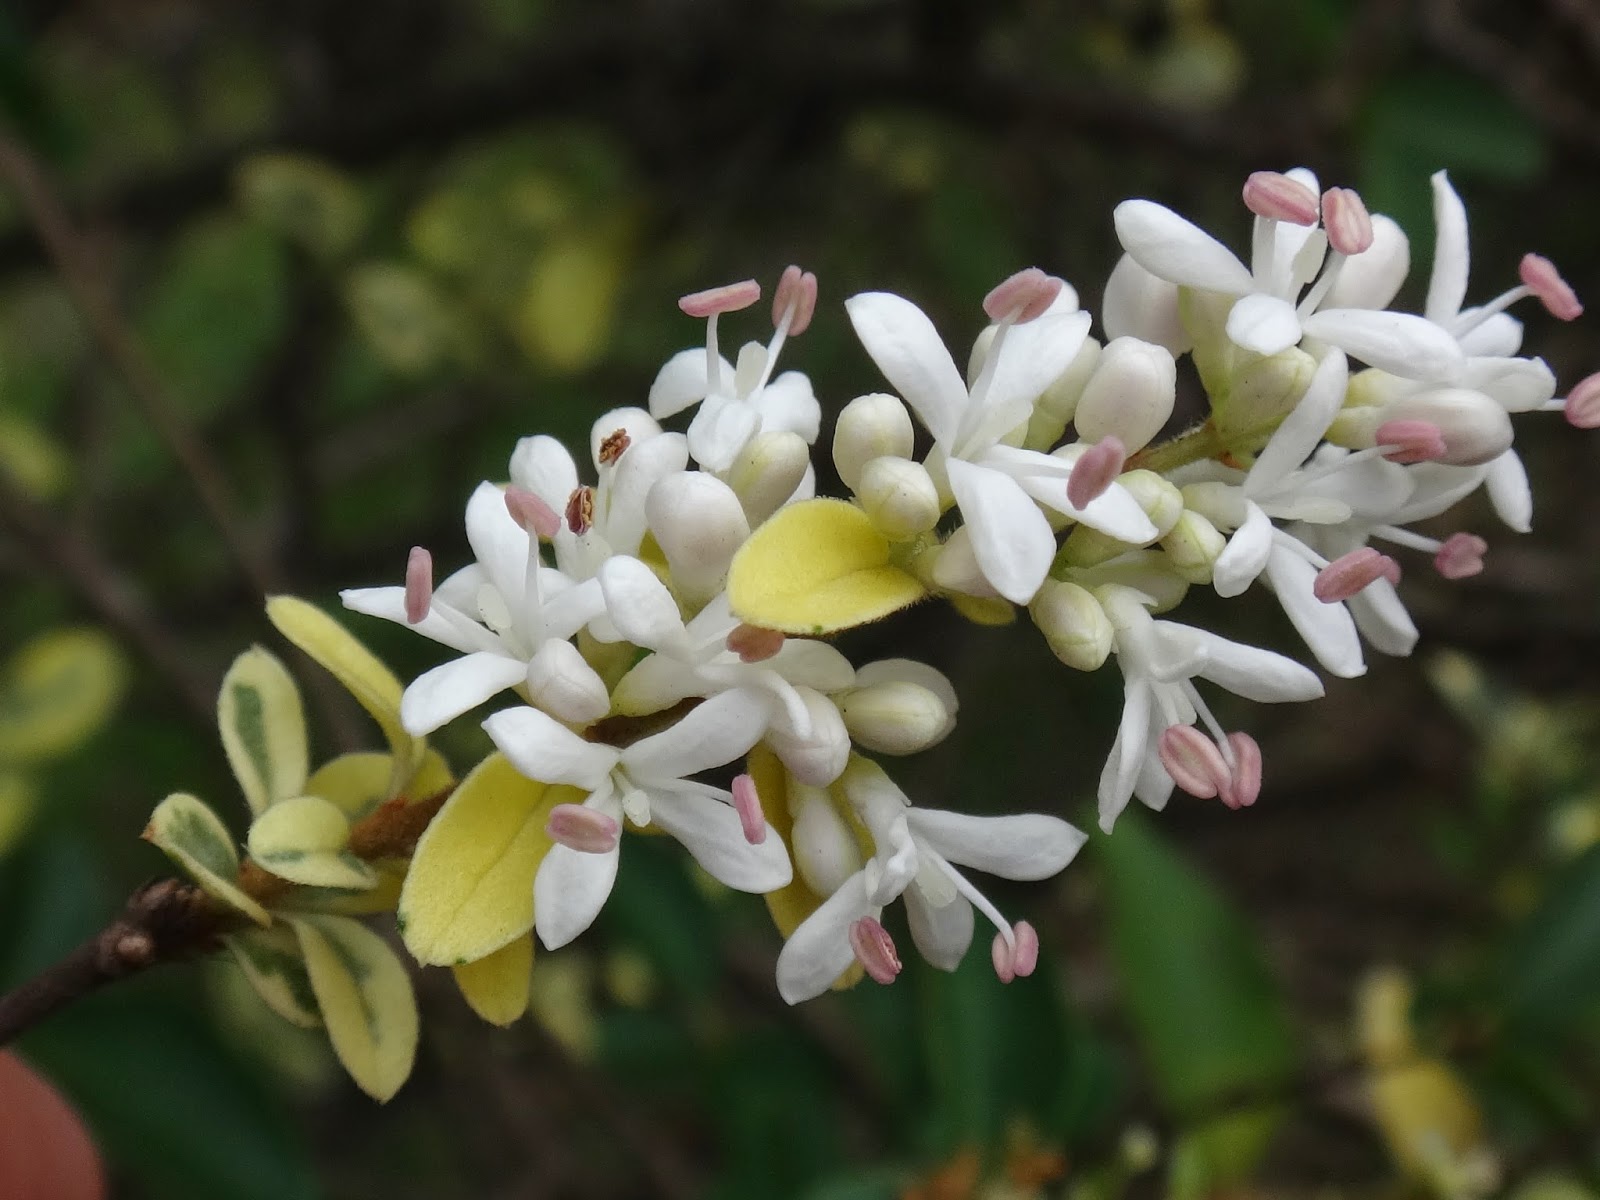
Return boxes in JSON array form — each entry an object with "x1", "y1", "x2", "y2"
[
  {"x1": 611, "y1": 654, "x2": 701, "y2": 716},
  {"x1": 749, "y1": 372, "x2": 821, "y2": 443},
  {"x1": 1263, "y1": 544, "x2": 1366, "y2": 679},
  {"x1": 1226, "y1": 293, "x2": 1304, "y2": 356},
  {"x1": 1325, "y1": 214, "x2": 1410, "y2": 311},
  {"x1": 1458, "y1": 312, "x2": 1523, "y2": 358},
  {"x1": 1247, "y1": 350, "x2": 1348, "y2": 493},
  {"x1": 649, "y1": 347, "x2": 727, "y2": 418},
  {"x1": 1300, "y1": 308, "x2": 1464, "y2": 383},
  {"x1": 605, "y1": 432, "x2": 689, "y2": 555},
  {"x1": 928, "y1": 525, "x2": 1001, "y2": 598},
  {"x1": 534, "y1": 836, "x2": 620, "y2": 950},
  {"x1": 1212, "y1": 501, "x2": 1273, "y2": 598},
  {"x1": 597, "y1": 556, "x2": 689, "y2": 654},
  {"x1": 907, "y1": 809, "x2": 1086, "y2": 880},
  {"x1": 775, "y1": 871, "x2": 874, "y2": 1004},
  {"x1": 854, "y1": 659, "x2": 958, "y2": 719},
  {"x1": 1463, "y1": 356, "x2": 1555, "y2": 413},
  {"x1": 945, "y1": 458, "x2": 1056, "y2": 605},
  {"x1": 464, "y1": 481, "x2": 532, "y2": 610},
  {"x1": 509, "y1": 435, "x2": 579, "y2": 510},
  {"x1": 962, "y1": 310, "x2": 1092, "y2": 452},
  {"x1": 647, "y1": 787, "x2": 793, "y2": 891},
  {"x1": 1425, "y1": 170, "x2": 1470, "y2": 324},
  {"x1": 686, "y1": 394, "x2": 761, "y2": 473},
  {"x1": 540, "y1": 575, "x2": 607, "y2": 642},
  {"x1": 1099, "y1": 679, "x2": 1152, "y2": 833},
  {"x1": 400, "y1": 652, "x2": 528, "y2": 735},
  {"x1": 1103, "y1": 253, "x2": 1192, "y2": 355},
  {"x1": 1113, "y1": 199, "x2": 1254, "y2": 293},
  {"x1": 623, "y1": 687, "x2": 770, "y2": 781},
  {"x1": 767, "y1": 640, "x2": 856, "y2": 693},
  {"x1": 903, "y1": 886, "x2": 974, "y2": 972},
  {"x1": 525, "y1": 638, "x2": 611, "y2": 724},
  {"x1": 763, "y1": 688, "x2": 850, "y2": 787},
  {"x1": 1485, "y1": 448, "x2": 1533, "y2": 533},
  {"x1": 340, "y1": 586, "x2": 497, "y2": 655},
  {"x1": 1185, "y1": 629, "x2": 1325, "y2": 703},
  {"x1": 1349, "y1": 578, "x2": 1419, "y2": 657},
  {"x1": 590, "y1": 408, "x2": 662, "y2": 465},
  {"x1": 988, "y1": 445, "x2": 1158, "y2": 544},
  {"x1": 483, "y1": 705, "x2": 618, "y2": 788},
  {"x1": 845, "y1": 292, "x2": 970, "y2": 447}
]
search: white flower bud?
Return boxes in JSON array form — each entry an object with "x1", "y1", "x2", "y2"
[
  {"x1": 1029, "y1": 580, "x2": 1113, "y2": 671},
  {"x1": 1103, "y1": 254, "x2": 1191, "y2": 356},
  {"x1": 589, "y1": 407, "x2": 662, "y2": 465},
  {"x1": 727, "y1": 431, "x2": 810, "y2": 527},
  {"x1": 1074, "y1": 337, "x2": 1177, "y2": 453},
  {"x1": 833, "y1": 393, "x2": 914, "y2": 493},
  {"x1": 838, "y1": 680, "x2": 952, "y2": 755},
  {"x1": 645, "y1": 471, "x2": 750, "y2": 605},
  {"x1": 856, "y1": 456, "x2": 941, "y2": 540},
  {"x1": 1117, "y1": 469, "x2": 1184, "y2": 539},
  {"x1": 1215, "y1": 347, "x2": 1317, "y2": 449},
  {"x1": 1026, "y1": 338, "x2": 1102, "y2": 451},
  {"x1": 1344, "y1": 366, "x2": 1411, "y2": 411},
  {"x1": 1324, "y1": 214, "x2": 1410, "y2": 311},
  {"x1": 1161, "y1": 510, "x2": 1227, "y2": 584},
  {"x1": 789, "y1": 781, "x2": 863, "y2": 897},
  {"x1": 766, "y1": 688, "x2": 850, "y2": 786},
  {"x1": 1379, "y1": 388, "x2": 1513, "y2": 466},
  {"x1": 525, "y1": 638, "x2": 610, "y2": 724},
  {"x1": 854, "y1": 658, "x2": 957, "y2": 733}
]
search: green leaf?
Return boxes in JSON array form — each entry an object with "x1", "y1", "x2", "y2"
[
  {"x1": 218, "y1": 647, "x2": 308, "y2": 816},
  {"x1": 343, "y1": 261, "x2": 458, "y2": 376},
  {"x1": 235, "y1": 153, "x2": 367, "y2": 260},
  {"x1": 224, "y1": 925, "x2": 322, "y2": 1029},
  {"x1": 1498, "y1": 842, "x2": 1600, "y2": 1032},
  {"x1": 0, "y1": 627, "x2": 125, "y2": 764},
  {"x1": 0, "y1": 411, "x2": 71, "y2": 499},
  {"x1": 144, "y1": 793, "x2": 270, "y2": 926},
  {"x1": 0, "y1": 768, "x2": 35, "y2": 858},
  {"x1": 288, "y1": 914, "x2": 419, "y2": 1102}
]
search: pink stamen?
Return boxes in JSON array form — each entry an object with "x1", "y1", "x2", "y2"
[
  {"x1": 983, "y1": 267, "x2": 1062, "y2": 323},
  {"x1": 1242, "y1": 171, "x2": 1320, "y2": 226},
  {"x1": 1219, "y1": 732, "x2": 1262, "y2": 810},
  {"x1": 772, "y1": 265, "x2": 819, "y2": 337},
  {"x1": 505, "y1": 486, "x2": 562, "y2": 538},
  {"x1": 1434, "y1": 532, "x2": 1488, "y2": 580},
  {"x1": 1313, "y1": 547, "x2": 1401, "y2": 603},
  {"x1": 1157, "y1": 724, "x2": 1229, "y2": 800},
  {"x1": 1519, "y1": 253, "x2": 1583, "y2": 321},
  {"x1": 730, "y1": 773, "x2": 767, "y2": 845},
  {"x1": 1010, "y1": 921, "x2": 1039, "y2": 978},
  {"x1": 848, "y1": 917, "x2": 902, "y2": 986},
  {"x1": 725, "y1": 623, "x2": 785, "y2": 663},
  {"x1": 1321, "y1": 187, "x2": 1374, "y2": 255},
  {"x1": 991, "y1": 929, "x2": 1015, "y2": 984},
  {"x1": 1564, "y1": 371, "x2": 1600, "y2": 429},
  {"x1": 1376, "y1": 419, "x2": 1448, "y2": 464},
  {"x1": 1066, "y1": 436, "x2": 1127, "y2": 510},
  {"x1": 404, "y1": 546, "x2": 433, "y2": 624},
  {"x1": 546, "y1": 803, "x2": 621, "y2": 854},
  {"x1": 678, "y1": 279, "x2": 761, "y2": 319}
]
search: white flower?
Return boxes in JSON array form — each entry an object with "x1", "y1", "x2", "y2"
[
  {"x1": 485, "y1": 689, "x2": 793, "y2": 949},
  {"x1": 846, "y1": 289, "x2": 1157, "y2": 604},
  {"x1": 775, "y1": 757, "x2": 1086, "y2": 1004},
  {"x1": 342, "y1": 482, "x2": 608, "y2": 732}
]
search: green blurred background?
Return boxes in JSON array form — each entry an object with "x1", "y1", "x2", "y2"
[{"x1": 3, "y1": 1, "x2": 1600, "y2": 1196}]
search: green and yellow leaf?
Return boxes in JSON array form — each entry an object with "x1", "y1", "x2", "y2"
[
  {"x1": 247, "y1": 794, "x2": 376, "y2": 890},
  {"x1": 727, "y1": 499, "x2": 926, "y2": 634},
  {"x1": 143, "y1": 792, "x2": 270, "y2": 926},
  {"x1": 0, "y1": 628, "x2": 125, "y2": 764},
  {"x1": 398, "y1": 752, "x2": 570, "y2": 966},
  {"x1": 305, "y1": 748, "x2": 453, "y2": 822},
  {"x1": 288, "y1": 914, "x2": 419, "y2": 1102},
  {"x1": 0, "y1": 412, "x2": 71, "y2": 500},
  {"x1": 235, "y1": 152, "x2": 366, "y2": 261},
  {"x1": 452, "y1": 933, "x2": 534, "y2": 1027},
  {"x1": 0, "y1": 769, "x2": 36, "y2": 858},
  {"x1": 224, "y1": 925, "x2": 322, "y2": 1029},
  {"x1": 219, "y1": 646, "x2": 308, "y2": 816}
]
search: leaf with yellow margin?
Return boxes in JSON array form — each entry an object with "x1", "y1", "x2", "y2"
[
  {"x1": 452, "y1": 933, "x2": 534, "y2": 1026},
  {"x1": 144, "y1": 793, "x2": 270, "y2": 926},
  {"x1": 224, "y1": 925, "x2": 322, "y2": 1029},
  {"x1": 219, "y1": 647, "x2": 308, "y2": 816},
  {"x1": 288, "y1": 914, "x2": 418, "y2": 1102},
  {"x1": 0, "y1": 628, "x2": 125, "y2": 764},
  {"x1": 398, "y1": 752, "x2": 572, "y2": 966},
  {"x1": 265, "y1": 596, "x2": 425, "y2": 792},
  {"x1": 727, "y1": 499, "x2": 926, "y2": 634},
  {"x1": 247, "y1": 794, "x2": 376, "y2": 890}
]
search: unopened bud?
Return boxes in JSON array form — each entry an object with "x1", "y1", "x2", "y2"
[
  {"x1": 790, "y1": 782, "x2": 864, "y2": 897},
  {"x1": 1215, "y1": 347, "x2": 1317, "y2": 450},
  {"x1": 765, "y1": 688, "x2": 850, "y2": 786},
  {"x1": 727, "y1": 430, "x2": 810, "y2": 526},
  {"x1": 1380, "y1": 389, "x2": 1513, "y2": 466},
  {"x1": 1104, "y1": 255, "x2": 1190, "y2": 356},
  {"x1": 856, "y1": 455, "x2": 941, "y2": 539},
  {"x1": 1026, "y1": 337, "x2": 1102, "y2": 449},
  {"x1": 645, "y1": 471, "x2": 750, "y2": 605},
  {"x1": 526, "y1": 639, "x2": 610, "y2": 725},
  {"x1": 833, "y1": 393, "x2": 915, "y2": 493},
  {"x1": 1074, "y1": 336, "x2": 1177, "y2": 453},
  {"x1": 1029, "y1": 579, "x2": 1113, "y2": 671},
  {"x1": 1117, "y1": 469, "x2": 1184, "y2": 539},
  {"x1": 1161, "y1": 511, "x2": 1228, "y2": 584},
  {"x1": 838, "y1": 680, "x2": 952, "y2": 755}
]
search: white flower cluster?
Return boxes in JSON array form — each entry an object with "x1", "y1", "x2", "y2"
[{"x1": 343, "y1": 175, "x2": 1595, "y2": 1004}]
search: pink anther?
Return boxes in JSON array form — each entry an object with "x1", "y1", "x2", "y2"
[
  {"x1": 565, "y1": 485, "x2": 595, "y2": 535},
  {"x1": 546, "y1": 803, "x2": 621, "y2": 854},
  {"x1": 1433, "y1": 532, "x2": 1487, "y2": 580},
  {"x1": 1321, "y1": 187, "x2": 1374, "y2": 256},
  {"x1": 505, "y1": 485, "x2": 562, "y2": 538},
  {"x1": 1066, "y1": 436, "x2": 1127, "y2": 510},
  {"x1": 1219, "y1": 732, "x2": 1262, "y2": 810},
  {"x1": 1158, "y1": 724, "x2": 1229, "y2": 800},
  {"x1": 725, "y1": 623, "x2": 785, "y2": 663},
  {"x1": 848, "y1": 917, "x2": 902, "y2": 985},
  {"x1": 991, "y1": 920, "x2": 1041, "y2": 984},
  {"x1": 404, "y1": 546, "x2": 433, "y2": 624},
  {"x1": 982, "y1": 267, "x2": 1062, "y2": 323},
  {"x1": 1313, "y1": 547, "x2": 1401, "y2": 604},
  {"x1": 678, "y1": 279, "x2": 761, "y2": 319},
  {"x1": 772, "y1": 265, "x2": 819, "y2": 337},
  {"x1": 1564, "y1": 371, "x2": 1600, "y2": 429},
  {"x1": 730, "y1": 773, "x2": 767, "y2": 845},
  {"x1": 1520, "y1": 254, "x2": 1583, "y2": 321},
  {"x1": 1376, "y1": 419, "x2": 1448, "y2": 464},
  {"x1": 1242, "y1": 171, "x2": 1320, "y2": 226}
]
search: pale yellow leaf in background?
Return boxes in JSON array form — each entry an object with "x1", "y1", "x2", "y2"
[
  {"x1": 143, "y1": 792, "x2": 270, "y2": 926},
  {"x1": 0, "y1": 770, "x2": 36, "y2": 858},
  {"x1": 452, "y1": 933, "x2": 534, "y2": 1026},
  {"x1": 0, "y1": 628, "x2": 126, "y2": 764},
  {"x1": 0, "y1": 412, "x2": 71, "y2": 500},
  {"x1": 514, "y1": 223, "x2": 629, "y2": 372},
  {"x1": 235, "y1": 153, "x2": 366, "y2": 260},
  {"x1": 218, "y1": 646, "x2": 308, "y2": 815}
]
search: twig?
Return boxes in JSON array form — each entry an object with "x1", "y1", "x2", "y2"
[{"x1": 0, "y1": 126, "x2": 281, "y2": 597}]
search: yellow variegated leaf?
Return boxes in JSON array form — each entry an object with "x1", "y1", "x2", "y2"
[
  {"x1": 224, "y1": 925, "x2": 322, "y2": 1028},
  {"x1": 727, "y1": 498, "x2": 926, "y2": 634},
  {"x1": 143, "y1": 793, "x2": 270, "y2": 926},
  {"x1": 0, "y1": 770, "x2": 36, "y2": 858},
  {"x1": 0, "y1": 412, "x2": 71, "y2": 499},
  {"x1": 219, "y1": 646, "x2": 308, "y2": 815},
  {"x1": 514, "y1": 220, "x2": 630, "y2": 372},
  {"x1": 305, "y1": 748, "x2": 453, "y2": 823},
  {"x1": 452, "y1": 933, "x2": 533, "y2": 1026},
  {"x1": 948, "y1": 593, "x2": 1016, "y2": 626},
  {"x1": 248, "y1": 794, "x2": 376, "y2": 890},
  {"x1": 0, "y1": 628, "x2": 125, "y2": 764},
  {"x1": 399, "y1": 752, "x2": 571, "y2": 966},
  {"x1": 288, "y1": 859, "x2": 406, "y2": 917},
  {"x1": 265, "y1": 596, "x2": 424, "y2": 792},
  {"x1": 288, "y1": 913, "x2": 418, "y2": 1102}
]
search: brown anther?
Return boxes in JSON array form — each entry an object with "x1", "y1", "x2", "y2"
[
  {"x1": 598, "y1": 428, "x2": 632, "y2": 466},
  {"x1": 565, "y1": 485, "x2": 595, "y2": 535}
]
